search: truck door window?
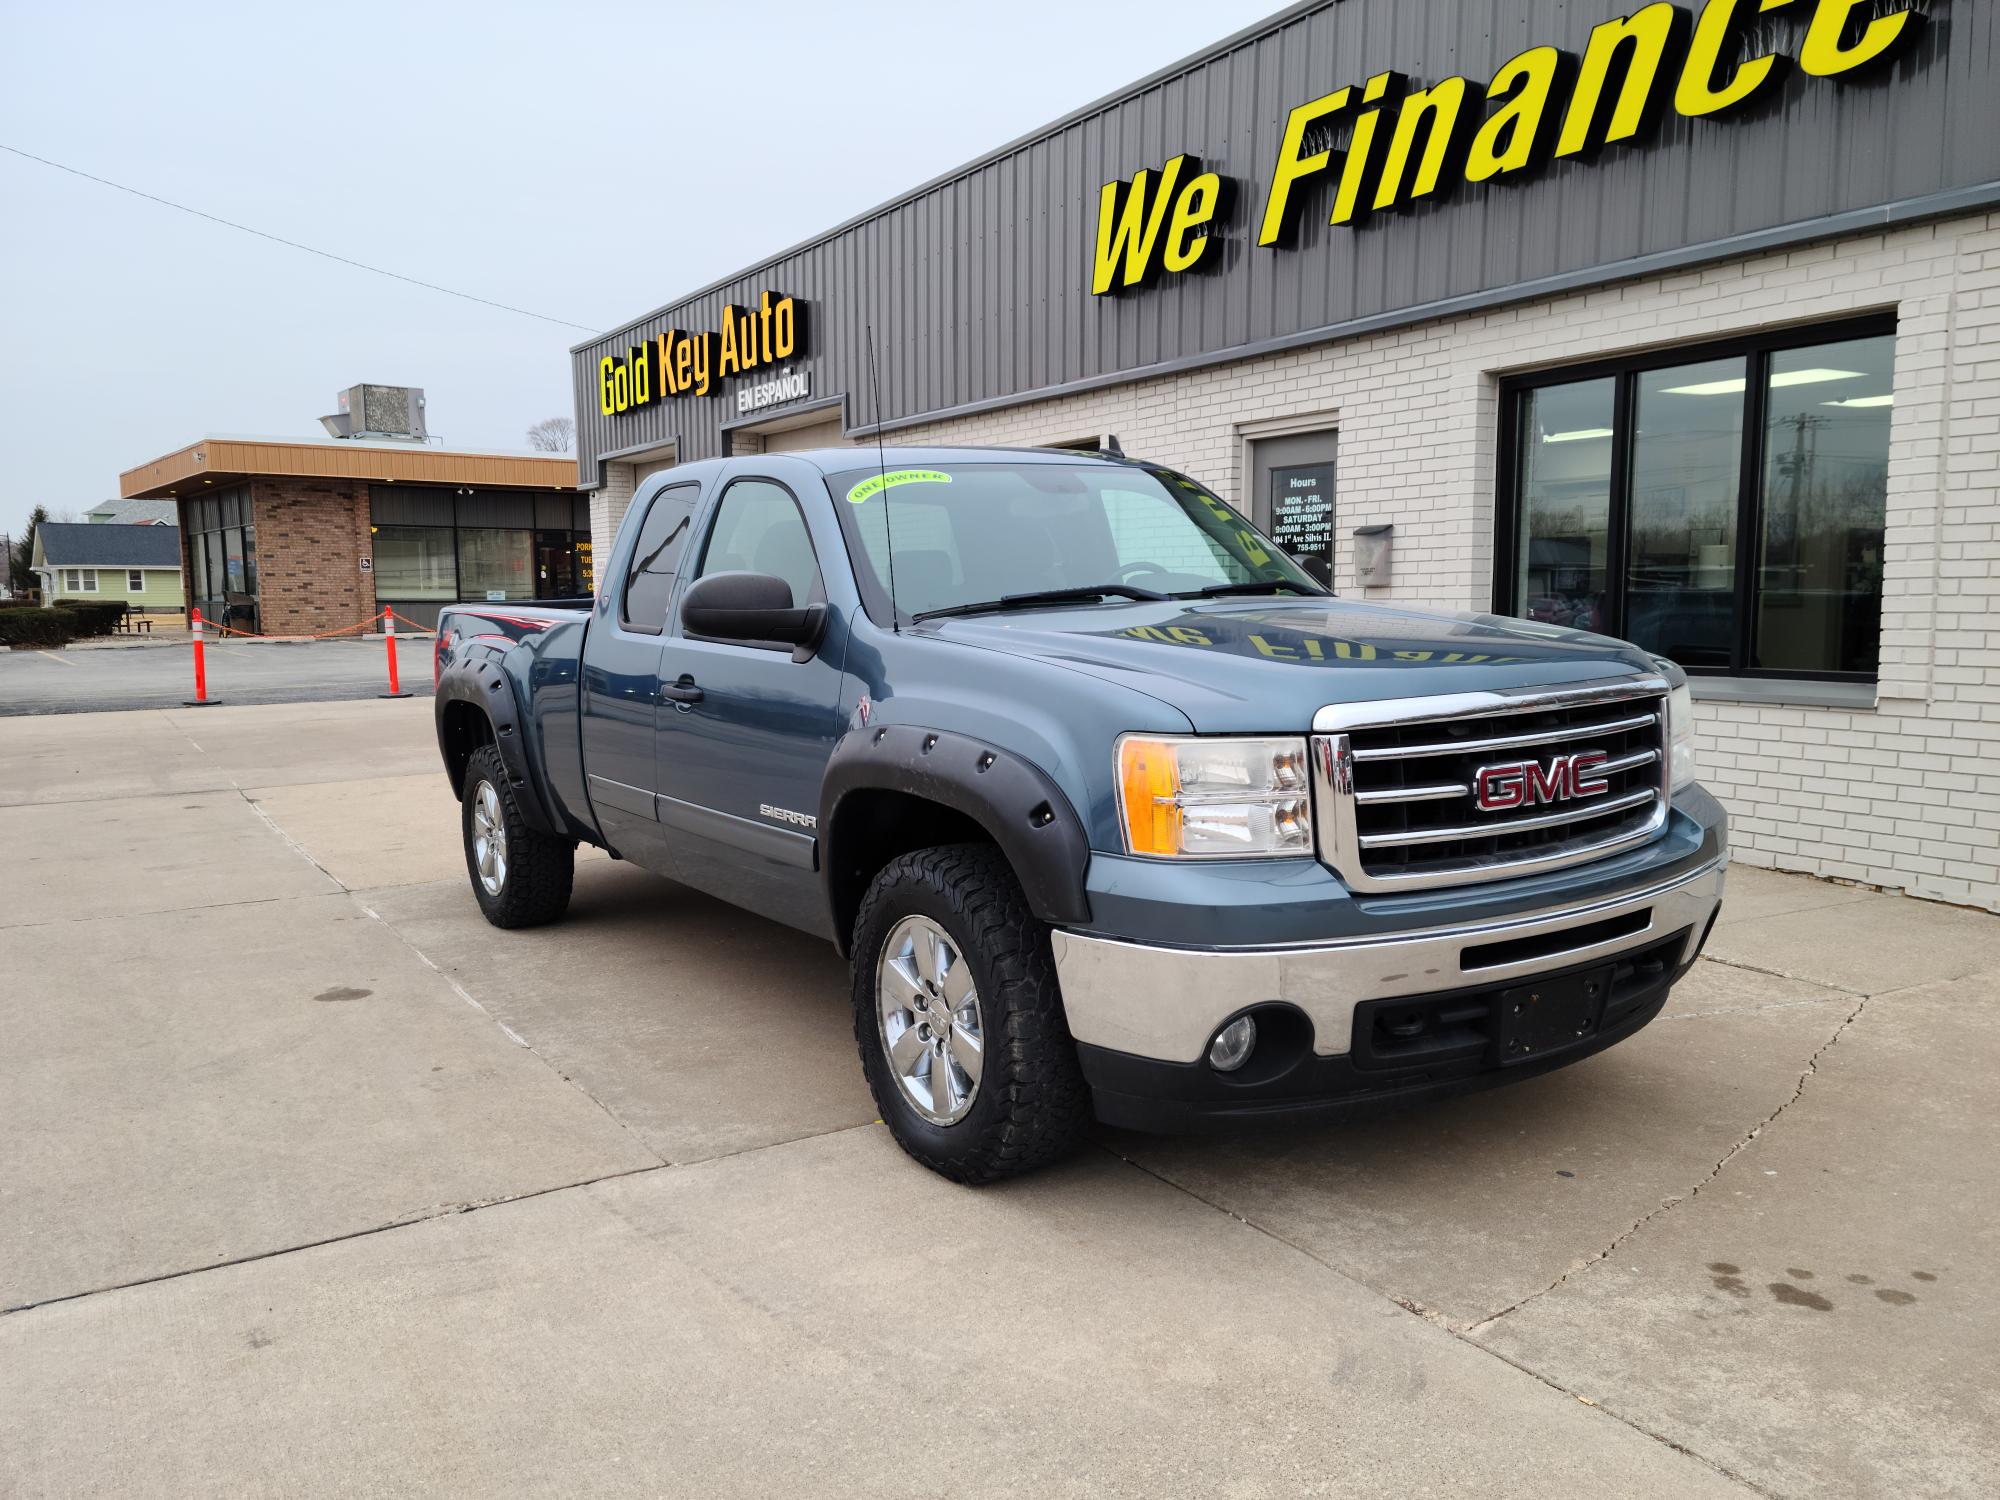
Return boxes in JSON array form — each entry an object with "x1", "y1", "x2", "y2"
[
  {"x1": 691, "y1": 479, "x2": 822, "y2": 607},
  {"x1": 620, "y1": 482, "x2": 700, "y2": 633}
]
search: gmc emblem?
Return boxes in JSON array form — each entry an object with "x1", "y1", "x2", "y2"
[{"x1": 1474, "y1": 751, "x2": 1612, "y2": 812}]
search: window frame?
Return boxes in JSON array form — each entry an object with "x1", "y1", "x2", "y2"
[
  {"x1": 618, "y1": 480, "x2": 702, "y2": 636},
  {"x1": 65, "y1": 568, "x2": 99, "y2": 593},
  {"x1": 678, "y1": 475, "x2": 824, "y2": 650},
  {"x1": 1494, "y1": 312, "x2": 1896, "y2": 684},
  {"x1": 127, "y1": 568, "x2": 144, "y2": 593}
]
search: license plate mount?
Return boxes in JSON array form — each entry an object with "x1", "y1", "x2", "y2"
[{"x1": 1497, "y1": 965, "x2": 1612, "y2": 1064}]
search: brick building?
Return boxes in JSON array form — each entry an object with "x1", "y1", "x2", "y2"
[
  {"x1": 117, "y1": 435, "x2": 582, "y2": 635},
  {"x1": 580, "y1": 0, "x2": 1998, "y2": 910}
]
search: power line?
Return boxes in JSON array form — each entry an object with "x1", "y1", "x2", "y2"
[{"x1": 0, "y1": 142, "x2": 601, "y2": 334}]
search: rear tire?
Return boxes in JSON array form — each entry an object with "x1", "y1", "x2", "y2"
[
  {"x1": 852, "y1": 844, "x2": 1090, "y2": 1183},
  {"x1": 462, "y1": 744, "x2": 574, "y2": 929}
]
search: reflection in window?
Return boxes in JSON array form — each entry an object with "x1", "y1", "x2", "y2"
[
  {"x1": 1757, "y1": 335, "x2": 1892, "y2": 675},
  {"x1": 372, "y1": 526, "x2": 456, "y2": 600},
  {"x1": 1505, "y1": 324, "x2": 1894, "y2": 679},
  {"x1": 1516, "y1": 378, "x2": 1613, "y2": 636},
  {"x1": 457, "y1": 528, "x2": 534, "y2": 601},
  {"x1": 1626, "y1": 357, "x2": 1745, "y2": 668}
]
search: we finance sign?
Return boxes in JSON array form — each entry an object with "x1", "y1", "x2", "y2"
[{"x1": 1091, "y1": 0, "x2": 1926, "y2": 295}]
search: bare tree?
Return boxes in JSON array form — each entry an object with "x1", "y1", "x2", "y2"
[{"x1": 526, "y1": 417, "x2": 575, "y2": 453}]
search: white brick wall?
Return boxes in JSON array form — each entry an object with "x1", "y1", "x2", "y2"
[{"x1": 893, "y1": 212, "x2": 2000, "y2": 913}]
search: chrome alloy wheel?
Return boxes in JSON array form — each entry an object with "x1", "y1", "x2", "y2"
[
  {"x1": 876, "y1": 915, "x2": 984, "y2": 1126},
  {"x1": 471, "y1": 780, "x2": 509, "y2": 896}
]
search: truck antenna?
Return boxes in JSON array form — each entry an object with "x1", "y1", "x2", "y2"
[{"x1": 866, "y1": 322, "x2": 900, "y2": 634}]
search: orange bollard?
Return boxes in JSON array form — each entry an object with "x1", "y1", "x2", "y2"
[
  {"x1": 182, "y1": 607, "x2": 220, "y2": 707},
  {"x1": 380, "y1": 609, "x2": 412, "y2": 699}
]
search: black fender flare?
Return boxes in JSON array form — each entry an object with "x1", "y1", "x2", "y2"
[
  {"x1": 818, "y1": 724, "x2": 1093, "y2": 940},
  {"x1": 435, "y1": 657, "x2": 560, "y2": 837}
]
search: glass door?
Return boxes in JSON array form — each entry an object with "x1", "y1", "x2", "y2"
[{"x1": 535, "y1": 532, "x2": 580, "y2": 599}]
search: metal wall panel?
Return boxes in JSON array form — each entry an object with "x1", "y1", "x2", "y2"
[{"x1": 573, "y1": 0, "x2": 1997, "y2": 485}]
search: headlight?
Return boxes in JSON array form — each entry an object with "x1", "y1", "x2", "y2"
[
  {"x1": 1667, "y1": 683, "x2": 1698, "y2": 793},
  {"x1": 1117, "y1": 735, "x2": 1312, "y2": 858}
]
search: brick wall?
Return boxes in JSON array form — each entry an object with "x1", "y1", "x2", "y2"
[
  {"x1": 893, "y1": 212, "x2": 2000, "y2": 912},
  {"x1": 589, "y1": 463, "x2": 638, "y2": 575},
  {"x1": 251, "y1": 479, "x2": 376, "y2": 635}
]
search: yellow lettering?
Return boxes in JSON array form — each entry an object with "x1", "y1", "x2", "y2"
[
  {"x1": 1467, "y1": 46, "x2": 1564, "y2": 181},
  {"x1": 773, "y1": 295, "x2": 797, "y2": 359},
  {"x1": 1331, "y1": 641, "x2": 1378, "y2": 660},
  {"x1": 1257, "y1": 87, "x2": 1350, "y2": 245},
  {"x1": 1800, "y1": 0, "x2": 1917, "y2": 77},
  {"x1": 630, "y1": 344, "x2": 649, "y2": 406},
  {"x1": 1091, "y1": 155, "x2": 1191, "y2": 294},
  {"x1": 1162, "y1": 170, "x2": 1223, "y2": 274},
  {"x1": 1676, "y1": 0, "x2": 1785, "y2": 118},
  {"x1": 691, "y1": 332, "x2": 712, "y2": 397},
  {"x1": 1249, "y1": 634, "x2": 1299, "y2": 661},
  {"x1": 1373, "y1": 75, "x2": 1470, "y2": 210},
  {"x1": 718, "y1": 308, "x2": 744, "y2": 378},
  {"x1": 1557, "y1": 3, "x2": 1689, "y2": 158},
  {"x1": 1332, "y1": 71, "x2": 1402, "y2": 225},
  {"x1": 1166, "y1": 626, "x2": 1212, "y2": 645},
  {"x1": 598, "y1": 356, "x2": 616, "y2": 416}
]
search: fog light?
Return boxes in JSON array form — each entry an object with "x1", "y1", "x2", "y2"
[{"x1": 1208, "y1": 1015, "x2": 1257, "y2": 1072}]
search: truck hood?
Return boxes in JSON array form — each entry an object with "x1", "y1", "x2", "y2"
[{"x1": 919, "y1": 598, "x2": 1662, "y2": 733}]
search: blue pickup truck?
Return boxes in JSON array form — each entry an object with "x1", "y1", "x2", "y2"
[{"x1": 433, "y1": 447, "x2": 1726, "y2": 1182}]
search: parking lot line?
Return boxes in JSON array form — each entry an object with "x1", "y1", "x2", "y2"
[{"x1": 34, "y1": 651, "x2": 75, "y2": 667}]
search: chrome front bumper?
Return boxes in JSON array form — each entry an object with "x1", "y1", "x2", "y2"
[{"x1": 1049, "y1": 857, "x2": 1726, "y2": 1064}]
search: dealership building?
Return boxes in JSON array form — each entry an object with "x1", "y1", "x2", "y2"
[{"x1": 571, "y1": 0, "x2": 1999, "y2": 912}]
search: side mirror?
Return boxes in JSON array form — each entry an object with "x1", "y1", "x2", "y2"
[{"x1": 681, "y1": 570, "x2": 826, "y2": 651}]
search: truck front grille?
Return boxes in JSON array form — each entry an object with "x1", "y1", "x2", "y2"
[{"x1": 1311, "y1": 679, "x2": 1673, "y2": 893}]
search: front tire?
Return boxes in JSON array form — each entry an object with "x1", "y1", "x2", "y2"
[
  {"x1": 852, "y1": 844, "x2": 1090, "y2": 1183},
  {"x1": 461, "y1": 744, "x2": 574, "y2": 929}
]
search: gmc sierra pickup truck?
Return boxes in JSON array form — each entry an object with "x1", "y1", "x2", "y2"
[{"x1": 434, "y1": 446, "x2": 1726, "y2": 1182}]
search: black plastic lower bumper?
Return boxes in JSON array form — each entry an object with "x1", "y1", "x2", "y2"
[{"x1": 1079, "y1": 927, "x2": 1702, "y2": 1133}]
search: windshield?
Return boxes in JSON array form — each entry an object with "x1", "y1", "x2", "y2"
[{"x1": 827, "y1": 461, "x2": 1325, "y2": 622}]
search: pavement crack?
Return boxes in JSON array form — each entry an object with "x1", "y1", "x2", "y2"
[
  {"x1": 1465, "y1": 992, "x2": 1871, "y2": 1337},
  {"x1": 1696, "y1": 950, "x2": 1863, "y2": 993},
  {"x1": 0, "y1": 1163, "x2": 670, "y2": 1318}
]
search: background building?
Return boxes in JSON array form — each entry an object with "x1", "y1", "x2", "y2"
[
  {"x1": 31, "y1": 522, "x2": 185, "y2": 617},
  {"x1": 119, "y1": 387, "x2": 583, "y2": 634},
  {"x1": 571, "y1": 0, "x2": 1997, "y2": 911}
]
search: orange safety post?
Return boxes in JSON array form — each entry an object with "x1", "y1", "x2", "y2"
[
  {"x1": 182, "y1": 607, "x2": 220, "y2": 707},
  {"x1": 379, "y1": 608, "x2": 412, "y2": 699}
]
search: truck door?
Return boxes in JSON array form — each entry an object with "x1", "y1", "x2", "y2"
[
  {"x1": 651, "y1": 474, "x2": 847, "y2": 928},
  {"x1": 579, "y1": 479, "x2": 699, "y2": 870}
]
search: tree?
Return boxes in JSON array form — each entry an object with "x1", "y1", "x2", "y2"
[
  {"x1": 526, "y1": 417, "x2": 575, "y2": 453},
  {"x1": 9, "y1": 505, "x2": 49, "y2": 594}
]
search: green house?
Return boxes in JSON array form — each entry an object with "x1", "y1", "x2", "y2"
[{"x1": 31, "y1": 522, "x2": 185, "y2": 617}]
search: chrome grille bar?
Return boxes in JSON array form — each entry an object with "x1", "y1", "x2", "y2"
[
  {"x1": 1357, "y1": 786, "x2": 1656, "y2": 849},
  {"x1": 1348, "y1": 711, "x2": 1659, "y2": 761}
]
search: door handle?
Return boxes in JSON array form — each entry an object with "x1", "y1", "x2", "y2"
[{"x1": 662, "y1": 676, "x2": 703, "y2": 706}]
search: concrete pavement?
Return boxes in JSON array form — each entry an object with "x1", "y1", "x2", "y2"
[{"x1": 2, "y1": 699, "x2": 1995, "y2": 1497}]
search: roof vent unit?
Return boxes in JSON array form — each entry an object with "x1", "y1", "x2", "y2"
[{"x1": 319, "y1": 384, "x2": 428, "y2": 442}]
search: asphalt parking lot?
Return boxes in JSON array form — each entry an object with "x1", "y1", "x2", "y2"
[
  {"x1": 3, "y1": 699, "x2": 1996, "y2": 1498},
  {"x1": 0, "y1": 635, "x2": 435, "y2": 715}
]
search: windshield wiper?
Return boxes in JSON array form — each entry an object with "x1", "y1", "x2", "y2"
[
  {"x1": 911, "y1": 584, "x2": 1167, "y2": 623},
  {"x1": 1172, "y1": 579, "x2": 1327, "y2": 599}
]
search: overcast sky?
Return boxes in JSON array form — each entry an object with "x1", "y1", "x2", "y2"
[{"x1": 0, "y1": 0, "x2": 1279, "y2": 541}]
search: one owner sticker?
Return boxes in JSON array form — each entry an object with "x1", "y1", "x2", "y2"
[{"x1": 846, "y1": 469, "x2": 953, "y2": 504}]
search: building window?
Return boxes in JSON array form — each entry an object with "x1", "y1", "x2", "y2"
[
  {"x1": 185, "y1": 486, "x2": 258, "y2": 632},
  {"x1": 64, "y1": 568, "x2": 98, "y2": 593},
  {"x1": 1497, "y1": 317, "x2": 1895, "y2": 680},
  {"x1": 371, "y1": 526, "x2": 457, "y2": 600},
  {"x1": 128, "y1": 569, "x2": 144, "y2": 592}
]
